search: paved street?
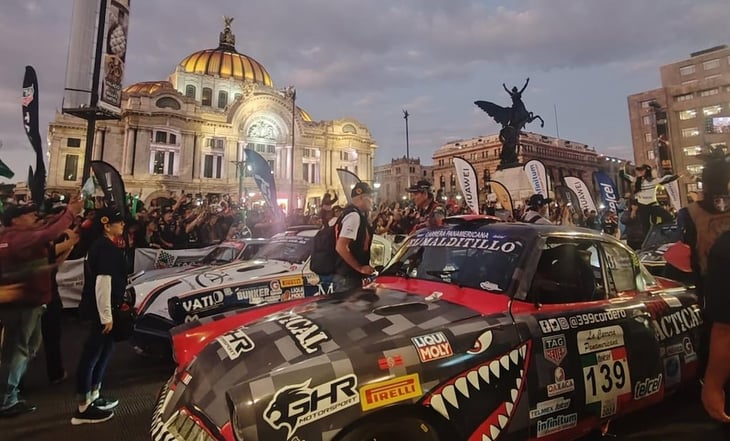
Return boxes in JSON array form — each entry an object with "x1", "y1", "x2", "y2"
[{"x1": 1, "y1": 312, "x2": 729, "y2": 441}]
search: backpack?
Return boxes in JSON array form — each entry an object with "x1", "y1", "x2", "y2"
[{"x1": 310, "y1": 206, "x2": 361, "y2": 275}]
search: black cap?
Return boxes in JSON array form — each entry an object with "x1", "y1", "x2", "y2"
[
  {"x1": 96, "y1": 207, "x2": 124, "y2": 228},
  {"x1": 528, "y1": 194, "x2": 552, "y2": 207},
  {"x1": 2, "y1": 204, "x2": 37, "y2": 227},
  {"x1": 636, "y1": 164, "x2": 652, "y2": 171},
  {"x1": 406, "y1": 179, "x2": 433, "y2": 193},
  {"x1": 351, "y1": 182, "x2": 373, "y2": 198}
]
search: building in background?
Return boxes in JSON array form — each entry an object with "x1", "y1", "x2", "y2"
[
  {"x1": 48, "y1": 19, "x2": 377, "y2": 210},
  {"x1": 431, "y1": 132, "x2": 629, "y2": 206},
  {"x1": 373, "y1": 157, "x2": 433, "y2": 203},
  {"x1": 628, "y1": 45, "x2": 730, "y2": 202}
]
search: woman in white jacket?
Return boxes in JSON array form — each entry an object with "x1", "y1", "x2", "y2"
[{"x1": 619, "y1": 163, "x2": 677, "y2": 237}]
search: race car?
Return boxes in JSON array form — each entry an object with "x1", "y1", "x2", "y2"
[
  {"x1": 637, "y1": 222, "x2": 681, "y2": 276},
  {"x1": 130, "y1": 238, "x2": 269, "y2": 286},
  {"x1": 152, "y1": 220, "x2": 702, "y2": 441},
  {"x1": 132, "y1": 225, "x2": 396, "y2": 357}
]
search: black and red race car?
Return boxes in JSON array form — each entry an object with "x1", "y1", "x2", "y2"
[{"x1": 152, "y1": 219, "x2": 703, "y2": 441}]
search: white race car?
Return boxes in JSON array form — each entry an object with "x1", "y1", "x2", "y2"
[{"x1": 131, "y1": 225, "x2": 395, "y2": 357}]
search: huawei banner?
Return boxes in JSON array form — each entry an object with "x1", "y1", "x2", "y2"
[
  {"x1": 563, "y1": 176, "x2": 598, "y2": 213},
  {"x1": 487, "y1": 180, "x2": 513, "y2": 213},
  {"x1": 453, "y1": 157, "x2": 480, "y2": 214},
  {"x1": 664, "y1": 179, "x2": 682, "y2": 212},
  {"x1": 336, "y1": 168, "x2": 361, "y2": 204},
  {"x1": 99, "y1": 0, "x2": 130, "y2": 114},
  {"x1": 524, "y1": 159, "x2": 549, "y2": 198}
]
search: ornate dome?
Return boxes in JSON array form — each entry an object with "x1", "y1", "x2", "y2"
[
  {"x1": 123, "y1": 81, "x2": 175, "y2": 95},
  {"x1": 178, "y1": 17, "x2": 273, "y2": 87}
]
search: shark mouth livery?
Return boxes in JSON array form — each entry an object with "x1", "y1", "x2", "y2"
[{"x1": 423, "y1": 341, "x2": 530, "y2": 441}]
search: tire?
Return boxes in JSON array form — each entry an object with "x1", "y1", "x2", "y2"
[{"x1": 339, "y1": 416, "x2": 442, "y2": 441}]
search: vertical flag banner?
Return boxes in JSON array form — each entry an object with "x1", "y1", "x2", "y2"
[
  {"x1": 244, "y1": 148, "x2": 283, "y2": 220},
  {"x1": 524, "y1": 159, "x2": 549, "y2": 198},
  {"x1": 664, "y1": 180, "x2": 682, "y2": 212},
  {"x1": 487, "y1": 180, "x2": 513, "y2": 213},
  {"x1": 22, "y1": 66, "x2": 46, "y2": 206},
  {"x1": 98, "y1": 0, "x2": 130, "y2": 115},
  {"x1": 91, "y1": 160, "x2": 129, "y2": 219},
  {"x1": 0, "y1": 159, "x2": 14, "y2": 179},
  {"x1": 336, "y1": 168, "x2": 361, "y2": 205},
  {"x1": 453, "y1": 157, "x2": 480, "y2": 214},
  {"x1": 594, "y1": 171, "x2": 620, "y2": 212},
  {"x1": 563, "y1": 176, "x2": 598, "y2": 213}
]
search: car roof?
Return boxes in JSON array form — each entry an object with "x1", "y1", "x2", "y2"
[{"x1": 434, "y1": 219, "x2": 624, "y2": 244}]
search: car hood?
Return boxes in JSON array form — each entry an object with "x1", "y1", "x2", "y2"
[
  {"x1": 130, "y1": 265, "x2": 210, "y2": 285},
  {"x1": 162, "y1": 285, "x2": 492, "y2": 428}
]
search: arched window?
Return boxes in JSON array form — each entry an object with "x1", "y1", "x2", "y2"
[
  {"x1": 218, "y1": 91, "x2": 228, "y2": 109},
  {"x1": 202, "y1": 87, "x2": 212, "y2": 106},
  {"x1": 155, "y1": 97, "x2": 181, "y2": 110},
  {"x1": 185, "y1": 85, "x2": 196, "y2": 99},
  {"x1": 342, "y1": 124, "x2": 357, "y2": 134}
]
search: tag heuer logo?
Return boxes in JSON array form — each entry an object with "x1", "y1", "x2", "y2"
[{"x1": 542, "y1": 334, "x2": 567, "y2": 366}]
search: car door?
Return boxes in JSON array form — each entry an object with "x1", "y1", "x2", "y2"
[{"x1": 513, "y1": 236, "x2": 657, "y2": 439}]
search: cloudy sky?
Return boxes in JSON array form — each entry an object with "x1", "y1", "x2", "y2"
[{"x1": 0, "y1": 0, "x2": 728, "y2": 184}]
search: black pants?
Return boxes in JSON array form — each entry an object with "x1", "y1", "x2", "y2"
[
  {"x1": 75, "y1": 322, "x2": 114, "y2": 403},
  {"x1": 41, "y1": 290, "x2": 64, "y2": 382}
]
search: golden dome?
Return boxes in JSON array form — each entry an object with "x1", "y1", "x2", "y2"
[
  {"x1": 178, "y1": 18, "x2": 273, "y2": 87},
  {"x1": 123, "y1": 81, "x2": 175, "y2": 95},
  {"x1": 298, "y1": 107, "x2": 313, "y2": 122}
]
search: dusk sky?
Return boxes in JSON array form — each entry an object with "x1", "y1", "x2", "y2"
[{"x1": 0, "y1": 0, "x2": 728, "y2": 184}]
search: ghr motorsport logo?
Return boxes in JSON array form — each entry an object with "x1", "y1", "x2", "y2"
[{"x1": 264, "y1": 374, "x2": 359, "y2": 439}]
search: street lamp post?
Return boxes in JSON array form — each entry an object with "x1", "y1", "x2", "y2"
[
  {"x1": 289, "y1": 86, "x2": 296, "y2": 217},
  {"x1": 403, "y1": 109, "x2": 411, "y2": 189}
]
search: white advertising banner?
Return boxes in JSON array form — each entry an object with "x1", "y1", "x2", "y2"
[
  {"x1": 563, "y1": 176, "x2": 598, "y2": 213},
  {"x1": 524, "y1": 159, "x2": 549, "y2": 198},
  {"x1": 664, "y1": 179, "x2": 682, "y2": 212},
  {"x1": 453, "y1": 157, "x2": 480, "y2": 214}
]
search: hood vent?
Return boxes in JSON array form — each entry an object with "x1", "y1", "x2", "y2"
[
  {"x1": 372, "y1": 302, "x2": 428, "y2": 316},
  {"x1": 235, "y1": 265, "x2": 283, "y2": 273}
]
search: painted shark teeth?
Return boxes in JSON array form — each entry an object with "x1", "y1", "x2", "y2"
[
  {"x1": 442, "y1": 385, "x2": 459, "y2": 408},
  {"x1": 455, "y1": 377, "x2": 470, "y2": 399},
  {"x1": 489, "y1": 360, "x2": 500, "y2": 379},
  {"x1": 500, "y1": 354, "x2": 510, "y2": 370},
  {"x1": 490, "y1": 424, "x2": 500, "y2": 439},
  {"x1": 519, "y1": 345, "x2": 527, "y2": 358},
  {"x1": 430, "y1": 394, "x2": 449, "y2": 419},
  {"x1": 509, "y1": 349, "x2": 519, "y2": 365},
  {"x1": 505, "y1": 401, "x2": 514, "y2": 415},
  {"x1": 498, "y1": 414, "x2": 509, "y2": 428},
  {"x1": 478, "y1": 365, "x2": 491, "y2": 385},
  {"x1": 467, "y1": 370, "x2": 481, "y2": 390}
]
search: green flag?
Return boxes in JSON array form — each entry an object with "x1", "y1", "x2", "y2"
[{"x1": 0, "y1": 159, "x2": 14, "y2": 179}]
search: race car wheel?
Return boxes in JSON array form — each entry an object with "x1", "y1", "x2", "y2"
[{"x1": 339, "y1": 416, "x2": 442, "y2": 441}]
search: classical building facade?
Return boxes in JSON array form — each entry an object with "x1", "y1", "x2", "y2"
[
  {"x1": 628, "y1": 45, "x2": 730, "y2": 202},
  {"x1": 373, "y1": 157, "x2": 434, "y2": 203},
  {"x1": 431, "y1": 132, "x2": 629, "y2": 205},
  {"x1": 47, "y1": 20, "x2": 377, "y2": 210}
]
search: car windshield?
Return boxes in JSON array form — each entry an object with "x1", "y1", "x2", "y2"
[
  {"x1": 200, "y1": 245, "x2": 240, "y2": 264},
  {"x1": 252, "y1": 235, "x2": 312, "y2": 264},
  {"x1": 381, "y1": 228, "x2": 527, "y2": 294},
  {"x1": 641, "y1": 222, "x2": 680, "y2": 249}
]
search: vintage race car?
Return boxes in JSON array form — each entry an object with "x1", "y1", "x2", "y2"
[
  {"x1": 637, "y1": 222, "x2": 680, "y2": 276},
  {"x1": 132, "y1": 225, "x2": 396, "y2": 357},
  {"x1": 152, "y1": 220, "x2": 702, "y2": 441}
]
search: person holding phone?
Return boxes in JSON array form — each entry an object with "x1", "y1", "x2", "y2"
[{"x1": 72, "y1": 208, "x2": 126, "y2": 425}]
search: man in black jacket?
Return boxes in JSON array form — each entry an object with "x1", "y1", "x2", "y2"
[{"x1": 333, "y1": 183, "x2": 374, "y2": 293}]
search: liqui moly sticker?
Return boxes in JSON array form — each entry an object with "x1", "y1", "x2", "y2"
[{"x1": 411, "y1": 332, "x2": 453, "y2": 363}]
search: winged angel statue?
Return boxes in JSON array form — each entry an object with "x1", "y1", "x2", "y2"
[{"x1": 475, "y1": 78, "x2": 544, "y2": 167}]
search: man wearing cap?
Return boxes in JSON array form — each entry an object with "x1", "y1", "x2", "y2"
[
  {"x1": 333, "y1": 182, "x2": 375, "y2": 293},
  {"x1": 619, "y1": 163, "x2": 677, "y2": 236},
  {"x1": 0, "y1": 197, "x2": 83, "y2": 418},
  {"x1": 407, "y1": 179, "x2": 441, "y2": 232},
  {"x1": 521, "y1": 194, "x2": 553, "y2": 224}
]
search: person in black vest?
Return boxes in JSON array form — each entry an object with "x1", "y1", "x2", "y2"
[
  {"x1": 333, "y1": 183, "x2": 374, "y2": 293},
  {"x1": 520, "y1": 194, "x2": 552, "y2": 224},
  {"x1": 72, "y1": 208, "x2": 127, "y2": 425}
]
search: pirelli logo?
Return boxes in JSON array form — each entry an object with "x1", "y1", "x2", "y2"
[
  {"x1": 280, "y1": 276, "x2": 303, "y2": 288},
  {"x1": 360, "y1": 373, "x2": 422, "y2": 411}
]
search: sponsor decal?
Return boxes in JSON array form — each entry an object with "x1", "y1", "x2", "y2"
[
  {"x1": 264, "y1": 374, "x2": 359, "y2": 439},
  {"x1": 232, "y1": 285, "x2": 270, "y2": 302},
  {"x1": 577, "y1": 325, "x2": 624, "y2": 355},
  {"x1": 378, "y1": 355, "x2": 404, "y2": 370},
  {"x1": 662, "y1": 296, "x2": 683, "y2": 308},
  {"x1": 529, "y1": 397, "x2": 571, "y2": 419},
  {"x1": 411, "y1": 332, "x2": 453, "y2": 363},
  {"x1": 582, "y1": 347, "x2": 631, "y2": 406},
  {"x1": 600, "y1": 398, "x2": 617, "y2": 418},
  {"x1": 536, "y1": 413, "x2": 578, "y2": 438},
  {"x1": 547, "y1": 367, "x2": 575, "y2": 397},
  {"x1": 664, "y1": 355, "x2": 682, "y2": 388},
  {"x1": 282, "y1": 286, "x2": 306, "y2": 301},
  {"x1": 539, "y1": 317, "x2": 570, "y2": 334},
  {"x1": 634, "y1": 373, "x2": 663, "y2": 400},
  {"x1": 407, "y1": 230, "x2": 522, "y2": 253},
  {"x1": 360, "y1": 374, "x2": 422, "y2": 411},
  {"x1": 278, "y1": 313, "x2": 330, "y2": 354},
  {"x1": 568, "y1": 310, "x2": 627, "y2": 329},
  {"x1": 280, "y1": 276, "x2": 303, "y2": 288},
  {"x1": 270, "y1": 280, "x2": 282, "y2": 296},
  {"x1": 181, "y1": 291, "x2": 225, "y2": 314},
  {"x1": 195, "y1": 271, "x2": 228, "y2": 287},
  {"x1": 216, "y1": 328, "x2": 255, "y2": 360},
  {"x1": 467, "y1": 330, "x2": 494, "y2": 355},
  {"x1": 683, "y1": 336, "x2": 698, "y2": 363},
  {"x1": 652, "y1": 306, "x2": 703, "y2": 342},
  {"x1": 542, "y1": 334, "x2": 567, "y2": 366},
  {"x1": 666, "y1": 343, "x2": 684, "y2": 356},
  {"x1": 180, "y1": 371, "x2": 192, "y2": 386}
]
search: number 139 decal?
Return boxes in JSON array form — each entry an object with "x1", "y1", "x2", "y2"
[{"x1": 582, "y1": 347, "x2": 631, "y2": 405}]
